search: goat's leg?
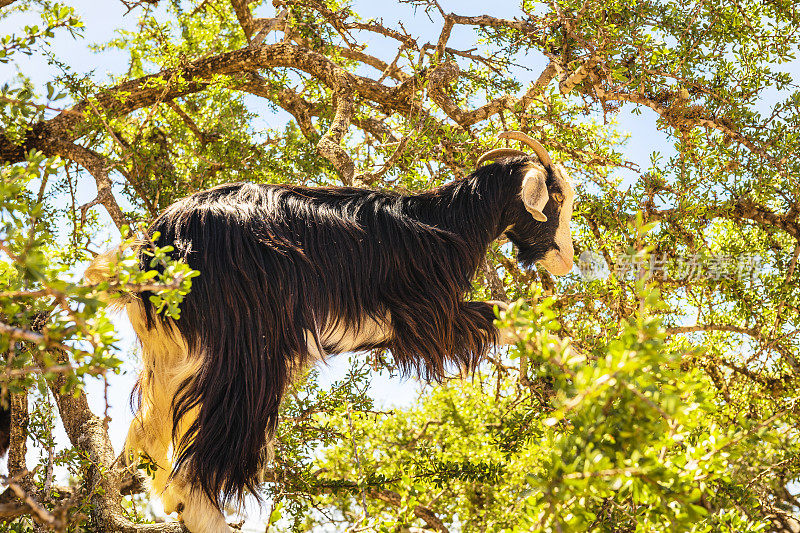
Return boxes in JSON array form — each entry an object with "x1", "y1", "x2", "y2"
[
  {"x1": 166, "y1": 472, "x2": 231, "y2": 533},
  {"x1": 126, "y1": 395, "x2": 230, "y2": 532},
  {"x1": 125, "y1": 406, "x2": 177, "y2": 512},
  {"x1": 461, "y1": 300, "x2": 517, "y2": 345},
  {"x1": 444, "y1": 300, "x2": 511, "y2": 378},
  {"x1": 484, "y1": 300, "x2": 517, "y2": 345},
  {"x1": 126, "y1": 302, "x2": 230, "y2": 532},
  {"x1": 163, "y1": 407, "x2": 231, "y2": 533}
]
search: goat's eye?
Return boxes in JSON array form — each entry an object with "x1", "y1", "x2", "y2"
[{"x1": 552, "y1": 192, "x2": 565, "y2": 203}]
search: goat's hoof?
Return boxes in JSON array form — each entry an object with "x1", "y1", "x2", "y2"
[{"x1": 487, "y1": 300, "x2": 509, "y2": 312}]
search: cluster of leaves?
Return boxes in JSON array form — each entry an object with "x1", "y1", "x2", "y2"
[
  {"x1": 294, "y1": 284, "x2": 788, "y2": 532},
  {"x1": 0, "y1": 152, "x2": 197, "y2": 379}
]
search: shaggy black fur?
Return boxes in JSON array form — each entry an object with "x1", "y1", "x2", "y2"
[{"x1": 134, "y1": 155, "x2": 567, "y2": 507}]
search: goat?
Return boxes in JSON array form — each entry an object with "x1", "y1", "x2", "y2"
[{"x1": 83, "y1": 131, "x2": 575, "y2": 532}]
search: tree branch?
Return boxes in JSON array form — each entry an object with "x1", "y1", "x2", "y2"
[
  {"x1": 369, "y1": 488, "x2": 450, "y2": 533},
  {"x1": 559, "y1": 56, "x2": 598, "y2": 94},
  {"x1": 428, "y1": 61, "x2": 557, "y2": 128},
  {"x1": 46, "y1": 140, "x2": 128, "y2": 230},
  {"x1": 316, "y1": 85, "x2": 355, "y2": 185},
  {"x1": 237, "y1": 73, "x2": 401, "y2": 144},
  {"x1": 427, "y1": 60, "x2": 468, "y2": 129},
  {"x1": 166, "y1": 101, "x2": 206, "y2": 144},
  {"x1": 7, "y1": 390, "x2": 29, "y2": 484},
  {"x1": 1, "y1": 42, "x2": 389, "y2": 164},
  {"x1": 32, "y1": 346, "x2": 187, "y2": 532},
  {"x1": 602, "y1": 90, "x2": 786, "y2": 175},
  {"x1": 230, "y1": 0, "x2": 256, "y2": 40},
  {"x1": 354, "y1": 136, "x2": 410, "y2": 186},
  {"x1": 726, "y1": 196, "x2": 800, "y2": 239}
]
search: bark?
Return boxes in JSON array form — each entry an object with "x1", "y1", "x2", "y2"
[
  {"x1": 33, "y1": 347, "x2": 186, "y2": 532},
  {"x1": 317, "y1": 86, "x2": 355, "y2": 184},
  {"x1": 7, "y1": 388, "x2": 29, "y2": 484},
  {"x1": 369, "y1": 488, "x2": 449, "y2": 533},
  {"x1": 230, "y1": 0, "x2": 256, "y2": 40},
  {"x1": 728, "y1": 196, "x2": 800, "y2": 238}
]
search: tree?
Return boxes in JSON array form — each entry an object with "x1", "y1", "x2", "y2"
[{"x1": 1, "y1": 0, "x2": 799, "y2": 531}]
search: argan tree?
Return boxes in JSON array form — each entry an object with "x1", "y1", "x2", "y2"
[{"x1": 1, "y1": 0, "x2": 799, "y2": 531}]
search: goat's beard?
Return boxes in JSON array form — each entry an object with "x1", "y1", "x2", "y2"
[
  {"x1": 506, "y1": 231, "x2": 554, "y2": 269},
  {"x1": 515, "y1": 244, "x2": 547, "y2": 269}
]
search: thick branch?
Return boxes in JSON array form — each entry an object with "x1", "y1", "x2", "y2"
[
  {"x1": 0, "y1": 489, "x2": 29, "y2": 522},
  {"x1": 559, "y1": 56, "x2": 598, "y2": 94},
  {"x1": 0, "y1": 483, "x2": 77, "y2": 524},
  {"x1": 368, "y1": 488, "x2": 450, "y2": 533},
  {"x1": 666, "y1": 324, "x2": 759, "y2": 336},
  {"x1": 0, "y1": 322, "x2": 49, "y2": 345},
  {"x1": 275, "y1": 88, "x2": 320, "y2": 140},
  {"x1": 427, "y1": 60, "x2": 466, "y2": 128},
  {"x1": 435, "y1": 16, "x2": 455, "y2": 61},
  {"x1": 447, "y1": 12, "x2": 542, "y2": 33},
  {"x1": 0, "y1": 389, "x2": 42, "y2": 526},
  {"x1": 251, "y1": 9, "x2": 288, "y2": 45},
  {"x1": 0, "y1": 43, "x2": 366, "y2": 165},
  {"x1": 7, "y1": 390, "x2": 28, "y2": 483},
  {"x1": 1, "y1": 39, "x2": 549, "y2": 169},
  {"x1": 34, "y1": 346, "x2": 186, "y2": 532},
  {"x1": 727, "y1": 197, "x2": 800, "y2": 239},
  {"x1": 230, "y1": 0, "x2": 256, "y2": 40},
  {"x1": 0, "y1": 477, "x2": 58, "y2": 527},
  {"x1": 47, "y1": 140, "x2": 128, "y2": 230},
  {"x1": 316, "y1": 86, "x2": 355, "y2": 184}
]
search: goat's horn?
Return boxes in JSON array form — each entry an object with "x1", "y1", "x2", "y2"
[
  {"x1": 475, "y1": 148, "x2": 529, "y2": 168},
  {"x1": 498, "y1": 131, "x2": 552, "y2": 169}
]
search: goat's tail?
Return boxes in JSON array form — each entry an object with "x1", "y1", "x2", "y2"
[
  {"x1": 84, "y1": 247, "x2": 134, "y2": 310},
  {"x1": 84, "y1": 248, "x2": 119, "y2": 285}
]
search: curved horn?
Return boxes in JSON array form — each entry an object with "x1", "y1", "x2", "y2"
[
  {"x1": 475, "y1": 148, "x2": 528, "y2": 168},
  {"x1": 498, "y1": 131, "x2": 552, "y2": 169}
]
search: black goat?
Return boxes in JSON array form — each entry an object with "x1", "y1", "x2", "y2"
[{"x1": 84, "y1": 131, "x2": 575, "y2": 532}]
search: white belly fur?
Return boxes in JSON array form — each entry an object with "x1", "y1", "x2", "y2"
[{"x1": 306, "y1": 312, "x2": 393, "y2": 358}]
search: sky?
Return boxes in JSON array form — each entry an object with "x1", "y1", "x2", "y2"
[{"x1": 0, "y1": 0, "x2": 678, "y2": 528}]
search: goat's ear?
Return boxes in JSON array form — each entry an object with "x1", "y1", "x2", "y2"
[{"x1": 521, "y1": 166, "x2": 549, "y2": 222}]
